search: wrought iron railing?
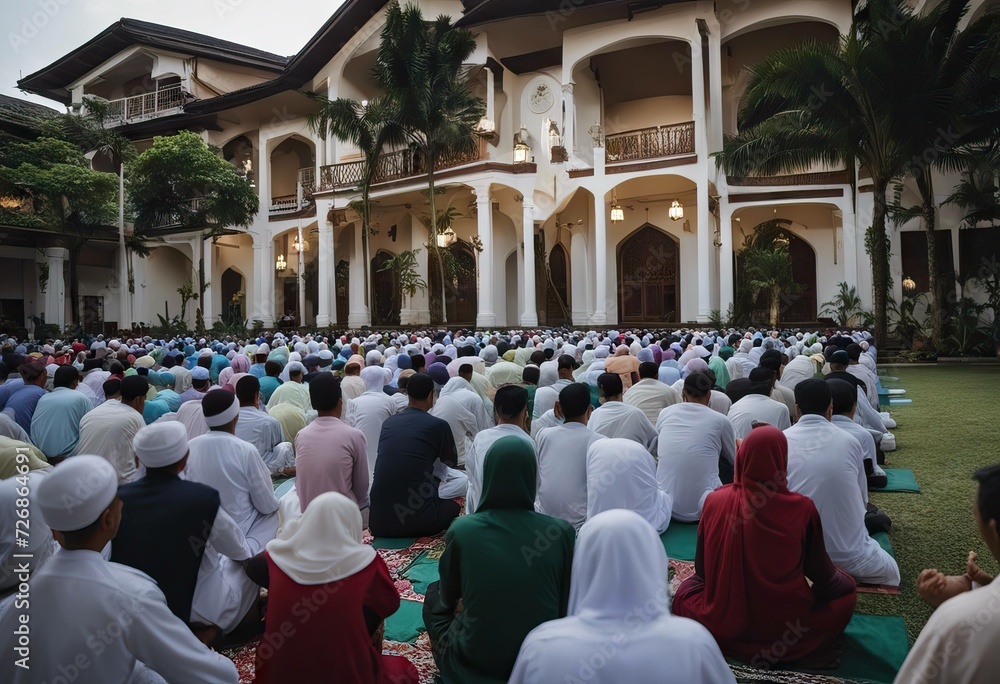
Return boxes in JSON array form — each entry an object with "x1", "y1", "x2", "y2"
[
  {"x1": 269, "y1": 168, "x2": 317, "y2": 214},
  {"x1": 104, "y1": 85, "x2": 184, "y2": 126},
  {"x1": 605, "y1": 121, "x2": 695, "y2": 163},
  {"x1": 269, "y1": 195, "x2": 298, "y2": 213},
  {"x1": 319, "y1": 139, "x2": 486, "y2": 191}
]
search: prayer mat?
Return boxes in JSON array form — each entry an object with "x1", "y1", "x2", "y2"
[
  {"x1": 660, "y1": 521, "x2": 699, "y2": 561},
  {"x1": 668, "y1": 559, "x2": 698, "y2": 596},
  {"x1": 401, "y1": 553, "x2": 441, "y2": 595},
  {"x1": 874, "y1": 469, "x2": 920, "y2": 493},
  {"x1": 384, "y1": 597, "x2": 425, "y2": 643},
  {"x1": 270, "y1": 476, "x2": 289, "y2": 492},
  {"x1": 384, "y1": 633, "x2": 438, "y2": 684},
  {"x1": 872, "y1": 531, "x2": 894, "y2": 557},
  {"x1": 272, "y1": 477, "x2": 295, "y2": 500}
]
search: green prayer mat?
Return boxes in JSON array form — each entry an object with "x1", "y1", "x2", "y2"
[
  {"x1": 872, "y1": 531, "x2": 894, "y2": 558},
  {"x1": 818, "y1": 614, "x2": 909, "y2": 684},
  {"x1": 372, "y1": 536, "x2": 419, "y2": 550},
  {"x1": 402, "y1": 552, "x2": 440, "y2": 595},
  {"x1": 272, "y1": 477, "x2": 295, "y2": 499},
  {"x1": 660, "y1": 521, "x2": 699, "y2": 562},
  {"x1": 874, "y1": 469, "x2": 920, "y2": 493},
  {"x1": 384, "y1": 598, "x2": 425, "y2": 643}
]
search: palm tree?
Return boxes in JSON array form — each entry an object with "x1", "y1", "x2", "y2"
[
  {"x1": 737, "y1": 221, "x2": 800, "y2": 327},
  {"x1": 717, "y1": 0, "x2": 928, "y2": 347},
  {"x1": 373, "y1": 2, "x2": 485, "y2": 323},
  {"x1": 888, "y1": 0, "x2": 1000, "y2": 350},
  {"x1": 309, "y1": 96, "x2": 406, "y2": 323},
  {"x1": 821, "y1": 282, "x2": 866, "y2": 327},
  {"x1": 945, "y1": 144, "x2": 1000, "y2": 227}
]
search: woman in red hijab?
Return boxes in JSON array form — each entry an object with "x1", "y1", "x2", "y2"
[{"x1": 672, "y1": 425, "x2": 856, "y2": 667}]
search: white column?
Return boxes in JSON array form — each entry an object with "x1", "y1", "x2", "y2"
[
  {"x1": 44, "y1": 247, "x2": 67, "y2": 328},
  {"x1": 202, "y1": 236, "x2": 214, "y2": 323},
  {"x1": 475, "y1": 185, "x2": 496, "y2": 328},
  {"x1": 697, "y1": 183, "x2": 712, "y2": 321},
  {"x1": 839, "y1": 209, "x2": 859, "y2": 293},
  {"x1": 719, "y1": 198, "x2": 735, "y2": 315},
  {"x1": 706, "y1": 21, "x2": 724, "y2": 156},
  {"x1": 261, "y1": 238, "x2": 275, "y2": 327},
  {"x1": 347, "y1": 223, "x2": 370, "y2": 328},
  {"x1": 562, "y1": 82, "x2": 576, "y2": 156},
  {"x1": 251, "y1": 241, "x2": 264, "y2": 322},
  {"x1": 117, "y1": 164, "x2": 130, "y2": 329},
  {"x1": 316, "y1": 223, "x2": 334, "y2": 327},
  {"x1": 592, "y1": 192, "x2": 608, "y2": 325},
  {"x1": 691, "y1": 33, "x2": 712, "y2": 322},
  {"x1": 521, "y1": 200, "x2": 538, "y2": 326}
]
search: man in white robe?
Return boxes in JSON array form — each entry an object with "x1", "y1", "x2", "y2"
[
  {"x1": 656, "y1": 372, "x2": 737, "y2": 522},
  {"x1": 588, "y1": 373, "x2": 657, "y2": 451},
  {"x1": 726, "y1": 368, "x2": 791, "y2": 439},
  {"x1": 465, "y1": 385, "x2": 534, "y2": 514},
  {"x1": 535, "y1": 383, "x2": 604, "y2": 531},
  {"x1": 532, "y1": 355, "x2": 577, "y2": 419},
  {"x1": 75, "y1": 375, "x2": 148, "y2": 484},
  {"x1": 234, "y1": 375, "x2": 294, "y2": 474},
  {"x1": 623, "y1": 361, "x2": 680, "y2": 424},
  {"x1": 0, "y1": 455, "x2": 238, "y2": 683},
  {"x1": 186, "y1": 389, "x2": 280, "y2": 554},
  {"x1": 173, "y1": 394, "x2": 210, "y2": 439},
  {"x1": 530, "y1": 407, "x2": 563, "y2": 438},
  {"x1": 439, "y1": 371, "x2": 492, "y2": 434},
  {"x1": 345, "y1": 365, "x2": 398, "y2": 481},
  {"x1": 893, "y1": 465, "x2": 1000, "y2": 684},
  {"x1": 430, "y1": 392, "x2": 479, "y2": 470},
  {"x1": 785, "y1": 379, "x2": 900, "y2": 586}
]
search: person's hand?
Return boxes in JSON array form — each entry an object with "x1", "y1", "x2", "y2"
[
  {"x1": 917, "y1": 568, "x2": 971, "y2": 608},
  {"x1": 967, "y1": 551, "x2": 994, "y2": 586}
]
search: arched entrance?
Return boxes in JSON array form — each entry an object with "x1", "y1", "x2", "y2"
[
  {"x1": 546, "y1": 243, "x2": 570, "y2": 326},
  {"x1": 220, "y1": 268, "x2": 245, "y2": 323},
  {"x1": 370, "y1": 250, "x2": 401, "y2": 326},
  {"x1": 750, "y1": 233, "x2": 817, "y2": 322},
  {"x1": 618, "y1": 224, "x2": 680, "y2": 323},
  {"x1": 335, "y1": 259, "x2": 349, "y2": 327},
  {"x1": 429, "y1": 241, "x2": 478, "y2": 324}
]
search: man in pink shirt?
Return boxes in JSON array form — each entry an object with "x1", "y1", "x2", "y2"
[{"x1": 294, "y1": 374, "x2": 370, "y2": 525}]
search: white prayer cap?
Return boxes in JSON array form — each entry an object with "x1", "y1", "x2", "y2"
[
  {"x1": 199, "y1": 348, "x2": 213, "y2": 357},
  {"x1": 133, "y1": 422, "x2": 188, "y2": 468},
  {"x1": 202, "y1": 389, "x2": 240, "y2": 427},
  {"x1": 256, "y1": 343, "x2": 270, "y2": 354},
  {"x1": 191, "y1": 366, "x2": 210, "y2": 381},
  {"x1": 37, "y1": 456, "x2": 118, "y2": 532}
]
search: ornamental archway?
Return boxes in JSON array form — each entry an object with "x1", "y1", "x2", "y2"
[{"x1": 618, "y1": 224, "x2": 680, "y2": 323}]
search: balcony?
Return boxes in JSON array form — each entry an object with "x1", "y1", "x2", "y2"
[
  {"x1": 319, "y1": 139, "x2": 487, "y2": 191},
  {"x1": 269, "y1": 167, "x2": 316, "y2": 215},
  {"x1": 605, "y1": 121, "x2": 695, "y2": 165},
  {"x1": 104, "y1": 85, "x2": 185, "y2": 126}
]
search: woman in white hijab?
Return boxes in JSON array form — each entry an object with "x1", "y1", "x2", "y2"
[
  {"x1": 509, "y1": 510, "x2": 735, "y2": 684},
  {"x1": 780, "y1": 354, "x2": 820, "y2": 392},
  {"x1": 255, "y1": 492, "x2": 418, "y2": 683},
  {"x1": 586, "y1": 438, "x2": 672, "y2": 534}
]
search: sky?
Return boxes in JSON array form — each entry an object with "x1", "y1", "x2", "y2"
[{"x1": 0, "y1": 0, "x2": 345, "y2": 109}]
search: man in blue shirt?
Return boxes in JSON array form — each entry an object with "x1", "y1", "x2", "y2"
[
  {"x1": 30, "y1": 365, "x2": 92, "y2": 463},
  {"x1": 3, "y1": 361, "x2": 48, "y2": 432}
]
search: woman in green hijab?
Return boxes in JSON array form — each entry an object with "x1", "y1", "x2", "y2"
[{"x1": 423, "y1": 436, "x2": 574, "y2": 684}]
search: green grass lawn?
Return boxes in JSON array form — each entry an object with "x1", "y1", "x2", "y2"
[{"x1": 856, "y1": 365, "x2": 1000, "y2": 644}]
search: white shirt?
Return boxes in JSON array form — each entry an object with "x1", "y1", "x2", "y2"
[
  {"x1": 174, "y1": 398, "x2": 209, "y2": 439},
  {"x1": 439, "y1": 377, "x2": 492, "y2": 433},
  {"x1": 74, "y1": 400, "x2": 146, "y2": 484},
  {"x1": 623, "y1": 378, "x2": 680, "y2": 424},
  {"x1": 893, "y1": 579, "x2": 1000, "y2": 684},
  {"x1": 345, "y1": 390, "x2": 398, "y2": 480},
  {"x1": 832, "y1": 414, "x2": 882, "y2": 500},
  {"x1": 785, "y1": 415, "x2": 900, "y2": 586},
  {"x1": 672, "y1": 380, "x2": 730, "y2": 415},
  {"x1": 465, "y1": 423, "x2": 533, "y2": 514},
  {"x1": 531, "y1": 408, "x2": 563, "y2": 438},
  {"x1": 234, "y1": 405, "x2": 288, "y2": 472},
  {"x1": 191, "y1": 507, "x2": 257, "y2": 634},
  {"x1": 588, "y1": 401, "x2": 658, "y2": 450},
  {"x1": 535, "y1": 422, "x2": 603, "y2": 530},
  {"x1": 655, "y1": 402, "x2": 736, "y2": 522},
  {"x1": 429, "y1": 394, "x2": 479, "y2": 467},
  {"x1": 727, "y1": 393, "x2": 791, "y2": 439},
  {"x1": 0, "y1": 549, "x2": 237, "y2": 683},
  {"x1": 185, "y1": 430, "x2": 279, "y2": 554},
  {"x1": 532, "y1": 378, "x2": 573, "y2": 419}
]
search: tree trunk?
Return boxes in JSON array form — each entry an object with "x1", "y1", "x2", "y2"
[
  {"x1": 770, "y1": 285, "x2": 780, "y2": 327},
  {"x1": 871, "y1": 184, "x2": 891, "y2": 349},
  {"x1": 69, "y1": 242, "x2": 82, "y2": 330},
  {"x1": 427, "y1": 162, "x2": 448, "y2": 325},
  {"x1": 918, "y1": 173, "x2": 943, "y2": 350},
  {"x1": 361, "y1": 185, "x2": 372, "y2": 323}
]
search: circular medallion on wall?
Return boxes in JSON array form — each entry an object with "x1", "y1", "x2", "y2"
[{"x1": 526, "y1": 77, "x2": 557, "y2": 114}]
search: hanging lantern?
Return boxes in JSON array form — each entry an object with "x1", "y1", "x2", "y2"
[
  {"x1": 275, "y1": 254, "x2": 287, "y2": 272},
  {"x1": 610, "y1": 190, "x2": 624, "y2": 224},
  {"x1": 668, "y1": 199, "x2": 684, "y2": 221},
  {"x1": 292, "y1": 236, "x2": 310, "y2": 252},
  {"x1": 436, "y1": 228, "x2": 456, "y2": 248},
  {"x1": 902, "y1": 276, "x2": 917, "y2": 291}
]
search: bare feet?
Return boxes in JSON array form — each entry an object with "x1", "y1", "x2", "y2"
[
  {"x1": 916, "y1": 568, "x2": 971, "y2": 608},
  {"x1": 967, "y1": 552, "x2": 994, "y2": 586}
]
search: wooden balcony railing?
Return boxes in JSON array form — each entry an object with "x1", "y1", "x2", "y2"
[
  {"x1": 605, "y1": 121, "x2": 695, "y2": 164},
  {"x1": 320, "y1": 139, "x2": 486, "y2": 191},
  {"x1": 104, "y1": 85, "x2": 184, "y2": 126},
  {"x1": 270, "y1": 168, "x2": 317, "y2": 214}
]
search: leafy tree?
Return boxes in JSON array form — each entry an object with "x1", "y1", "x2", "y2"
[
  {"x1": 717, "y1": 0, "x2": 929, "y2": 347},
  {"x1": 128, "y1": 131, "x2": 258, "y2": 327},
  {"x1": 373, "y1": 2, "x2": 485, "y2": 322},
  {"x1": 309, "y1": 96, "x2": 406, "y2": 321},
  {"x1": 740, "y1": 240, "x2": 799, "y2": 328},
  {"x1": 0, "y1": 136, "x2": 117, "y2": 325},
  {"x1": 887, "y1": 0, "x2": 1000, "y2": 351},
  {"x1": 821, "y1": 282, "x2": 866, "y2": 327}
]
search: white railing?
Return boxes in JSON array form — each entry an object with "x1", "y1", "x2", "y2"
[
  {"x1": 270, "y1": 168, "x2": 316, "y2": 215},
  {"x1": 104, "y1": 85, "x2": 184, "y2": 126}
]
